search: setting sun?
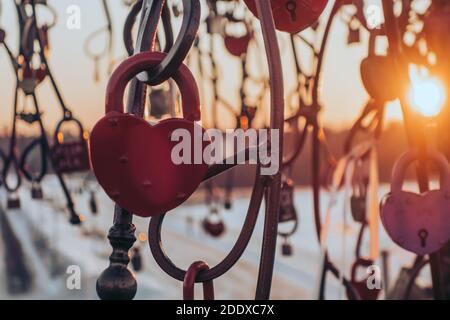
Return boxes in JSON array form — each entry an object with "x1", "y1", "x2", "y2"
[{"x1": 408, "y1": 66, "x2": 446, "y2": 117}]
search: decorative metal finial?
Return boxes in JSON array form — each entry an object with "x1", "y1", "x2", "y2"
[{"x1": 96, "y1": 205, "x2": 137, "y2": 300}]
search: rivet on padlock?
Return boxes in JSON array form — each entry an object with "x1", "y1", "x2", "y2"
[
  {"x1": 380, "y1": 149, "x2": 450, "y2": 255},
  {"x1": 90, "y1": 52, "x2": 210, "y2": 217},
  {"x1": 183, "y1": 261, "x2": 214, "y2": 300}
]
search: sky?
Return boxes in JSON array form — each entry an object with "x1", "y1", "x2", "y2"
[{"x1": 0, "y1": 0, "x2": 405, "y2": 135}]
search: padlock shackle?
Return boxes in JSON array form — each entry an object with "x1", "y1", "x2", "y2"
[
  {"x1": 105, "y1": 51, "x2": 200, "y2": 122},
  {"x1": 391, "y1": 149, "x2": 450, "y2": 194},
  {"x1": 53, "y1": 117, "x2": 86, "y2": 145},
  {"x1": 183, "y1": 261, "x2": 215, "y2": 300}
]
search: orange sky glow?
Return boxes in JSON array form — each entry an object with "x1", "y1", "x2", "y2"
[{"x1": 0, "y1": 0, "x2": 405, "y2": 136}]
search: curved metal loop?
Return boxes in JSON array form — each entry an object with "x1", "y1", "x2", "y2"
[
  {"x1": 19, "y1": 136, "x2": 48, "y2": 183},
  {"x1": 2, "y1": 155, "x2": 22, "y2": 193},
  {"x1": 21, "y1": 17, "x2": 37, "y2": 61},
  {"x1": 84, "y1": 26, "x2": 112, "y2": 60},
  {"x1": 2, "y1": 86, "x2": 22, "y2": 193},
  {"x1": 31, "y1": 1, "x2": 58, "y2": 29},
  {"x1": 84, "y1": 0, "x2": 114, "y2": 62},
  {"x1": 53, "y1": 116, "x2": 85, "y2": 143},
  {"x1": 183, "y1": 261, "x2": 215, "y2": 300},
  {"x1": 136, "y1": 0, "x2": 200, "y2": 85},
  {"x1": 277, "y1": 216, "x2": 299, "y2": 238},
  {"x1": 123, "y1": 0, "x2": 144, "y2": 56},
  {"x1": 148, "y1": 170, "x2": 266, "y2": 282}
]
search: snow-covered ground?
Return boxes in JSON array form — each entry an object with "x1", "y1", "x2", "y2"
[{"x1": 0, "y1": 175, "x2": 430, "y2": 300}]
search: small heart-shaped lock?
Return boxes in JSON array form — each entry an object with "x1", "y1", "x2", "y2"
[
  {"x1": 202, "y1": 214, "x2": 226, "y2": 238},
  {"x1": 243, "y1": 0, "x2": 329, "y2": 34},
  {"x1": 380, "y1": 149, "x2": 450, "y2": 255},
  {"x1": 90, "y1": 52, "x2": 210, "y2": 217},
  {"x1": 360, "y1": 32, "x2": 397, "y2": 103},
  {"x1": 224, "y1": 32, "x2": 253, "y2": 57}
]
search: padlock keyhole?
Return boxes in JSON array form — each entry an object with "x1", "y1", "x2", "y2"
[
  {"x1": 285, "y1": 1, "x2": 297, "y2": 21},
  {"x1": 418, "y1": 229, "x2": 428, "y2": 248}
]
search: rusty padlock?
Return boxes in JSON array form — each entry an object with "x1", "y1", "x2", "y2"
[
  {"x1": 243, "y1": 0, "x2": 329, "y2": 34},
  {"x1": 346, "y1": 258, "x2": 381, "y2": 300},
  {"x1": 90, "y1": 52, "x2": 210, "y2": 218},
  {"x1": 380, "y1": 149, "x2": 450, "y2": 256},
  {"x1": 183, "y1": 261, "x2": 214, "y2": 300},
  {"x1": 31, "y1": 182, "x2": 44, "y2": 200},
  {"x1": 50, "y1": 118, "x2": 90, "y2": 174}
]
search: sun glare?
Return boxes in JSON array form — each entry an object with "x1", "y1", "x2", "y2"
[{"x1": 408, "y1": 65, "x2": 446, "y2": 117}]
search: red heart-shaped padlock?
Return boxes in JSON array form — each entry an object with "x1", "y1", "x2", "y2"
[
  {"x1": 243, "y1": 0, "x2": 329, "y2": 34},
  {"x1": 90, "y1": 52, "x2": 210, "y2": 217},
  {"x1": 380, "y1": 149, "x2": 450, "y2": 255},
  {"x1": 224, "y1": 32, "x2": 253, "y2": 57}
]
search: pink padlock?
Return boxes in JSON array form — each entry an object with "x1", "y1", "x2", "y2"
[{"x1": 380, "y1": 149, "x2": 450, "y2": 256}]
